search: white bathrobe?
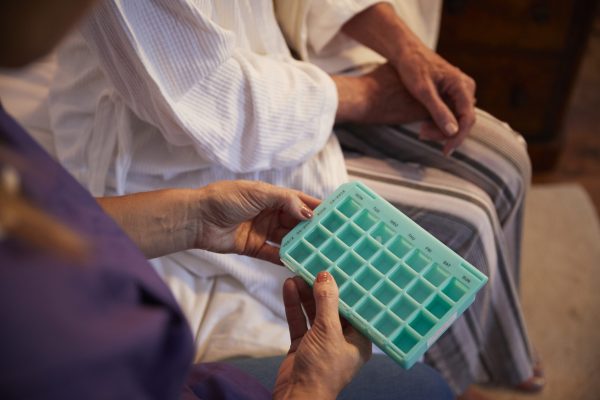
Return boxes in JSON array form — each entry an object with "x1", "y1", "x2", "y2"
[{"x1": 47, "y1": 0, "x2": 441, "y2": 361}]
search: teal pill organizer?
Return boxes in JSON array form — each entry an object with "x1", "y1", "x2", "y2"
[{"x1": 279, "y1": 181, "x2": 488, "y2": 369}]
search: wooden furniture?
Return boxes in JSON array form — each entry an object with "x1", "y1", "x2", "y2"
[{"x1": 437, "y1": 0, "x2": 598, "y2": 171}]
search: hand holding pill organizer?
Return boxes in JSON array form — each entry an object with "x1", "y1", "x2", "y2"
[{"x1": 280, "y1": 181, "x2": 488, "y2": 369}]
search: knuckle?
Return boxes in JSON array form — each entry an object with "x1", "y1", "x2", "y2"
[
  {"x1": 414, "y1": 83, "x2": 432, "y2": 98},
  {"x1": 283, "y1": 191, "x2": 296, "y2": 204},
  {"x1": 316, "y1": 286, "x2": 337, "y2": 300},
  {"x1": 451, "y1": 66, "x2": 463, "y2": 77},
  {"x1": 465, "y1": 80, "x2": 476, "y2": 95},
  {"x1": 468, "y1": 77, "x2": 476, "y2": 90},
  {"x1": 459, "y1": 73, "x2": 475, "y2": 88}
]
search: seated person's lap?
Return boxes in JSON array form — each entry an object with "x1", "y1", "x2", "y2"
[{"x1": 225, "y1": 355, "x2": 454, "y2": 400}]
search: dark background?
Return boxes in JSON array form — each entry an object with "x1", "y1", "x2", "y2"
[{"x1": 437, "y1": 0, "x2": 600, "y2": 213}]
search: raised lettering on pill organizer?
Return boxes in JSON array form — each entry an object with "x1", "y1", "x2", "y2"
[{"x1": 280, "y1": 181, "x2": 488, "y2": 369}]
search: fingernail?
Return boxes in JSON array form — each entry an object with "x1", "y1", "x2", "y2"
[
  {"x1": 445, "y1": 122, "x2": 458, "y2": 136},
  {"x1": 316, "y1": 271, "x2": 330, "y2": 283},
  {"x1": 301, "y1": 205, "x2": 313, "y2": 219}
]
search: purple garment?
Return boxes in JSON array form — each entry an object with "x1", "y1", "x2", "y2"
[{"x1": 0, "y1": 106, "x2": 270, "y2": 400}]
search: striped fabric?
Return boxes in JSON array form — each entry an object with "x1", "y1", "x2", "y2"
[
  {"x1": 337, "y1": 109, "x2": 534, "y2": 392},
  {"x1": 47, "y1": 0, "x2": 535, "y2": 394}
]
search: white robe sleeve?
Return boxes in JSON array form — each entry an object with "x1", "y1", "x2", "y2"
[
  {"x1": 275, "y1": 0, "x2": 391, "y2": 73},
  {"x1": 275, "y1": 0, "x2": 441, "y2": 74},
  {"x1": 79, "y1": 0, "x2": 338, "y2": 173},
  {"x1": 304, "y1": 0, "x2": 390, "y2": 55}
]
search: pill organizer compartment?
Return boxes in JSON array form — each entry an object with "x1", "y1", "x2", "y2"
[{"x1": 280, "y1": 181, "x2": 488, "y2": 368}]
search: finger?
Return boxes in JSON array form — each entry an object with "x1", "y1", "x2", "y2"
[
  {"x1": 279, "y1": 193, "x2": 321, "y2": 229},
  {"x1": 312, "y1": 271, "x2": 343, "y2": 332},
  {"x1": 269, "y1": 187, "x2": 319, "y2": 220},
  {"x1": 274, "y1": 189, "x2": 316, "y2": 221},
  {"x1": 412, "y1": 79, "x2": 458, "y2": 137},
  {"x1": 448, "y1": 79, "x2": 476, "y2": 130},
  {"x1": 250, "y1": 182, "x2": 316, "y2": 221},
  {"x1": 418, "y1": 121, "x2": 447, "y2": 142},
  {"x1": 297, "y1": 192, "x2": 321, "y2": 210},
  {"x1": 443, "y1": 83, "x2": 476, "y2": 155},
  {"x1": 283, "y1": 278, "x2": 308, "y2": 353},
  {"x1": 443, "y1": 112, "x2": 474, "y2": 156},
  {"x1": 293, "y1": 275, "x2": 316, "y2": 326}
]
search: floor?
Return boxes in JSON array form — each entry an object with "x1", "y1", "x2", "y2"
[
  {"x1": 534, "y1": 12, "x2": 600, "y2": 216},
  {"x1": 479, "y1": 184, "x2": 600, "y2": 400}
]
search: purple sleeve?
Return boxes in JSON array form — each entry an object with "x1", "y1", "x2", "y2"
[
  {"x1": 0, "y1": 107, "x2": 193, "y2": 399},
  {"x1": 0, "y1": 106, "x2": 273, "y2": 400}
]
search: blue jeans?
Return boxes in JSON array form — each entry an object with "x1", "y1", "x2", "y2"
[{"x1": 225, "y1": 354, "x2": 454, "y2": 399}]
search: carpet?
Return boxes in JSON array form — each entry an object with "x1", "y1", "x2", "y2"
[{"x1": 481, "y1": 183, "x2": 600, "y2": 400}]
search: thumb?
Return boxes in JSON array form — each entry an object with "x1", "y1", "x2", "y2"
[{"x1": 312, "y1": 271, "x2": 343, "y2": 332}]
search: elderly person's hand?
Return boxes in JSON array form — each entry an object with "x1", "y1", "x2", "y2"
[
  {"x1": 274, "y1": 273, "x2": 372, "y2": 400},
  {"x1": 340, "y1": 2, "x2": 477, "y2": 155},
  {"x1": 194, "y1": 180, "x2": 320, "y2": 264},
  {"x1": 333, "y1": 62, "x2": 429, "y2": 125},
  {"x1": 98, "y1": 180, "x2": 319, "y2": 261},
  {"x1": 387, "y1": 29, "x2": 476, "y2": 155}
]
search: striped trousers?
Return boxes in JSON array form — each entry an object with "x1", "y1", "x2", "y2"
[{"x1": 335, "y1": 109, "x2": 534, "y2": 393}]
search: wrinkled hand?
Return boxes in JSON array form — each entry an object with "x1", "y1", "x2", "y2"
[
  {"x1": 333, "y1": 63, "x2": 428, "y2": 125},
  {"x1": 194, "y1": 180, "x2": 320, "y2": 264},
  {"x1": 391, "y1": 39, "x2": 476, "y2": 155},
  {"x1": 341, "y1": 2, "x2": 477, "y2": 155},
  {"x1": 274, "y1": 273, "x2": 372, "y2": 400}
]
